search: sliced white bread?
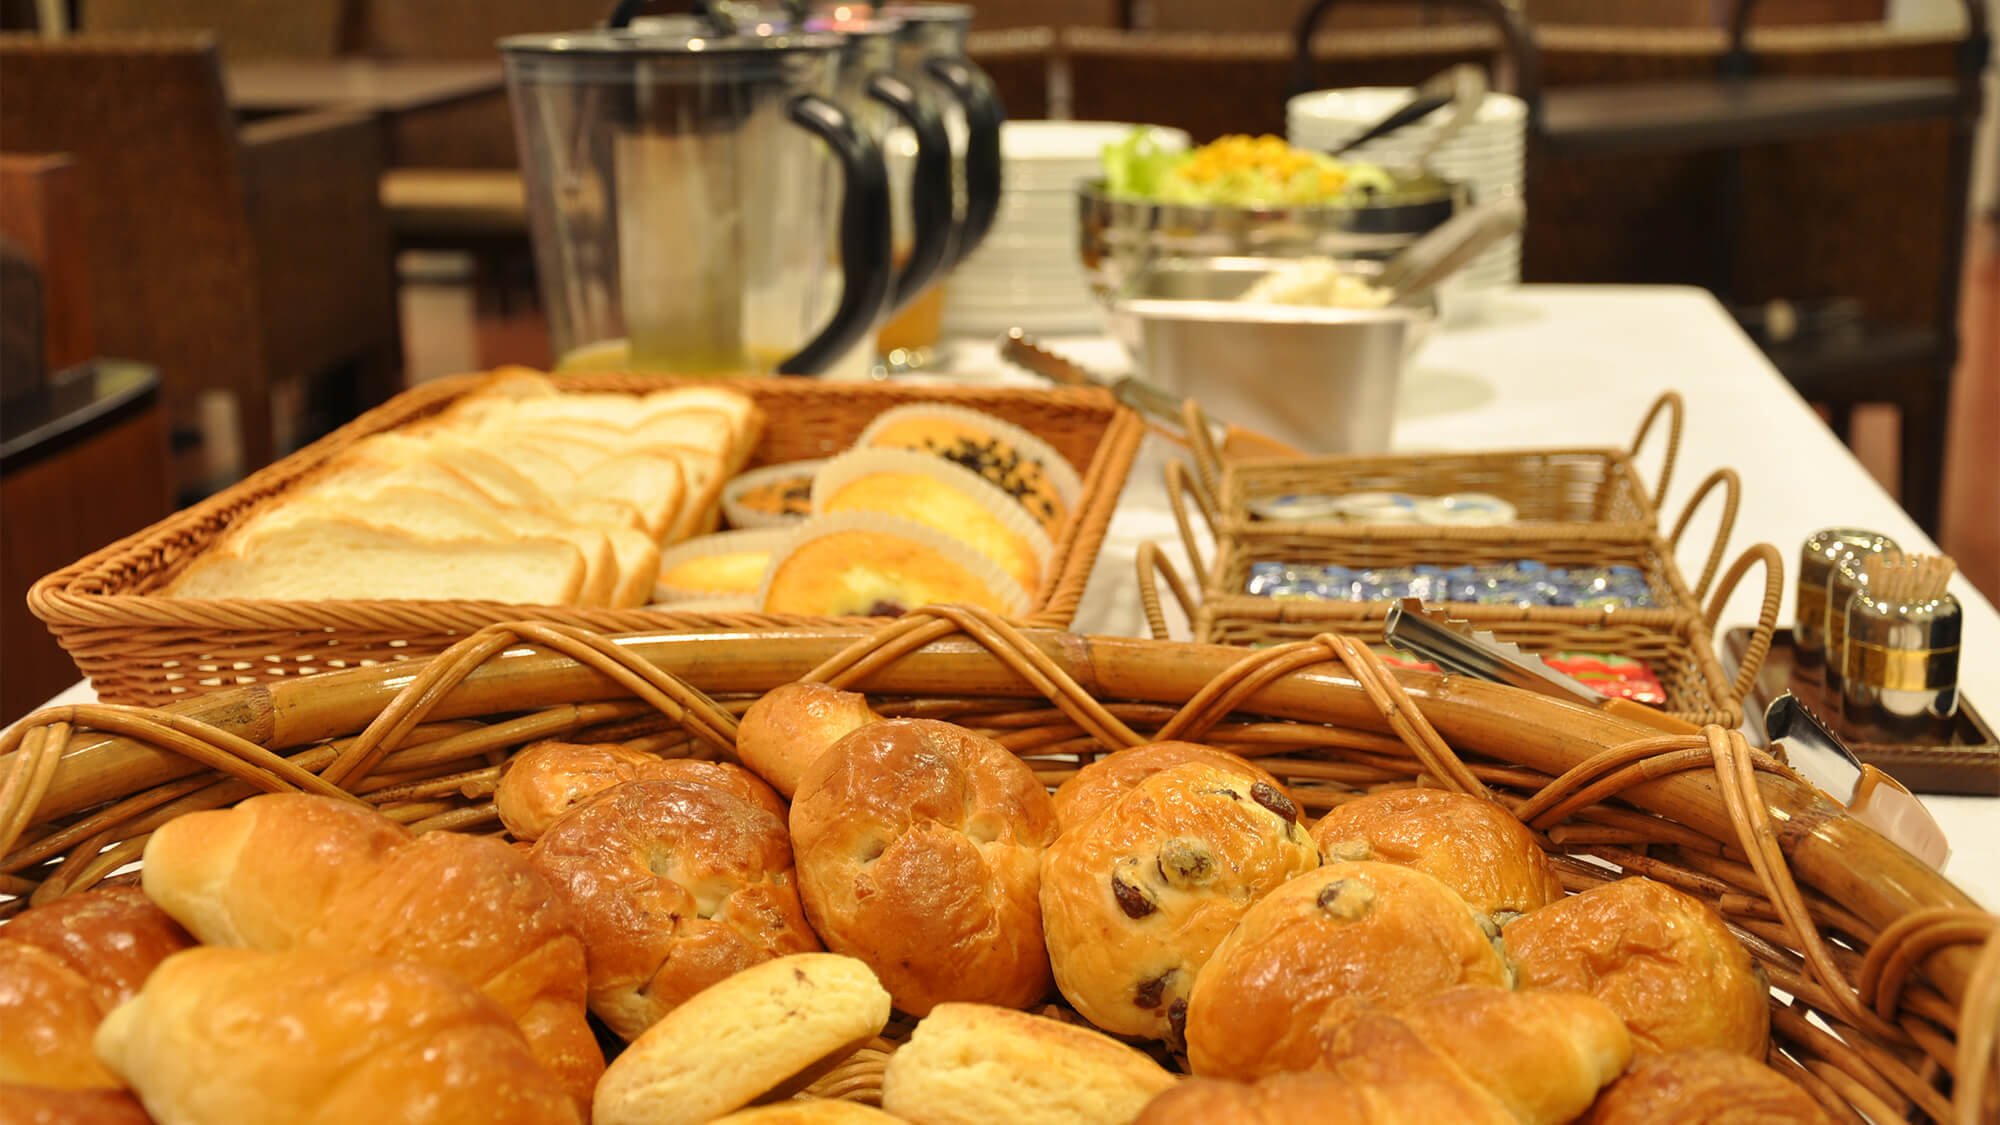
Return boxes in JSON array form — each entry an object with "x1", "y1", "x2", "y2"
[
  {"x1": 562, "y1": 453, "x2": 686, "y2": 542},
  {"x1": 166, "y1": 516, "x2": 586, "y2": 605}
]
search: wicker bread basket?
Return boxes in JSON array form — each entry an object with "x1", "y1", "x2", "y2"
[
  {"x1": 0, "y1": 609, "x2": 1992, "y2": 1122},
  {"x1": 26, "y1": 374, "x2": 1145, "y2": 708}
]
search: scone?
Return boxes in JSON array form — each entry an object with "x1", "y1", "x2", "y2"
[
  {"x1": 881, "y1": 1003, "x2": 1179, "y2": 1125},
  {"x1": 1583, "y1": 1048, "x2": 1838, "y2": 1124},
  {"x1": 760, "y1": 516, "x2": 1031, "y2": 619},
  {"x1": 497, "y1": 741, "x2": 785, "y2": 842},
  {"x1": 1053, "y1": 741, "x2": 1292, "y2": 834},
  {"x1": 857, "y1": 405, "x2": 1080, "y2": 534},
  {"x1": 789, "y1": 719, "x2": 1059, "y2": 1015},
  {"x1": 812, "y1": 450, "x2": 1051, "y2": 595},
  {"x1": 1309, "y1": 788, "x2": 1564, "y2": 919},
  {"x1": 736, "y1": 683, "x2": 885, "y2": 800},
  {"x1": 527, "y1": 778, "x2": 820, "y2": 1040},
  {"x1": 1183, "y1": 861, "x2": 1512, "y2": 1080},
  {"x1": 1040, "y1": 762, "x2": 1319, "y2": 1042},
  {"x1": 1503, "y1": 877, "x2": 1769, "y2": 1057}
]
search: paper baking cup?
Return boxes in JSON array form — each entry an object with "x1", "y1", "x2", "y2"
[
  {"x1": 652, "y1": 528, "x2": 797, "y2": 603},
  {"x1": 810, "y1": 448, "x2": 1056, "y2": 595},
  {"x1": 719, "y1": 458, "x2": 826, "y2": 530},
  {"x1": 753, "y1": 510, "x2": 1032, "y2": 619},
  {"x1": 852, "y1": 403, "x2": 1084, "y2": 530}
]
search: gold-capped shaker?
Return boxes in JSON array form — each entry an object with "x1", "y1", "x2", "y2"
[
  {"x1": 1841, "y1": 552, "x2": 1961, "y2": 741},
  {"x1": 1795, "y1": 528, "x2": 1898, "y2": 671}
]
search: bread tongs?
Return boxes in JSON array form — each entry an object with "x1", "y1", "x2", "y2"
[{"x1": 1764, "y1": 693, "x2": 1950, "y2": 869}]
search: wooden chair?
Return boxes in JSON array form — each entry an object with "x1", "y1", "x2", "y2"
[{"x1": 0, "y1": 32, "x2": 400, "y2": 497}]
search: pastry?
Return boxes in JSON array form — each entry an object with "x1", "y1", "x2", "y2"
[
  {"x1": 1583, "y1": 1048, "x2": 1838, "y2": 1124},
  {"x1": 593, "y1": 953, "x2": 892, "y2": 1125},
  {"x1": 497, "y1": 741, "x2": 784, "y2": 842},
  {"x1": 881, "y1": 1003, "x2": 1179, "y2": 1125},
  {"x1": 1183, "y1": 861, "x2": 1511, "y2": 1080},
  {"x1": 722, "y1": 460, "x2": 826, "y2": 530},
  {"x1": 1040, "y1": 762, "x2": 1318, "y2": 1042},
  {"x1": 856, "y1": 405, "x2": 1080, "y2": 534},
  {"x1": 812, "y1": 449, "x2": 1052, "y2": 596},
  {"x1": 1132, "y1": 1068, "x2": 1515, "y2": 1125},
  {"x1": 1052, "y1": 741, "x2": 1291, "y2": 834},
  {"x1": 736, "y1": 683, "x2": 885, "y2": 800},
  {"x1": 527, "y1": 778, "x2": 821, "y2": 1040},
  {"x1": 709, "y1": 1105, "x2": 905, "y2": 1125},
  {"x1": 0, "y1": 885, "x2": 194, "y2": 1089},
  {"x1": 790, "y1": 719, "x2": 1058, "y2": 1015},
  {"x1": 654, "y1": 529, "x2": 794, "y2": 601},
  {"x1": 759, "y1": 514, "x2": 1030, "y2": 619},
  {"x1": 94, "y1": 947, "x2": 581, "y2": 1125},
  {"x1": 1309, "y1": 788, "x2": 1564, "y2": 919},
  {"x1": 1502, "y1": 877, "x2": 1769, "y2": 1057},
  {"x1": 140, "y1": 794, "x2": 601, "y2": 1111},
  {"x1": 0, "y1": 1085, "x2": 152, "y2": 1124}
]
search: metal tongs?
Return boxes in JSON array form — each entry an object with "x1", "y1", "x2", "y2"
[{"x1": 1765, "y1": 693, "x2": 1950, "y2": 869}]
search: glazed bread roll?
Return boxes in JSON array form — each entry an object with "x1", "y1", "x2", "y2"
[
  {"x1": 1183, "y1": 861, "x2": 1511, "y2": 1080},
  {"x1": 1583, "y1": 1048, "x2": 1838, "y2": 1124},
  {"x1": 1041, "y1": 762, "x2": 1318, "y2": 1042},
  {"x1": 790, "y1": 719, "x2": 1058, "y2": 1015},
  {"x1": 594, "y1": 953, "x2": 892, "y2": 1125},
  {"x1": 1053, "y1": 742, "x2": 1291, "y2": 834},
  {"x1": 1132, "y1": 1068, "x2": 1515, "y2": 1125},
  {"x1": 94, "y1": 947, "x2": 581, "y2": 1125},
  {"x1": 881, "y1": 1003, "x2": 1178, "y2": 1125},
  {"x1": 1309, "y1": 788, "x2": 1564, "y2": 918},
  {"x1": 709, "y1": 1104, "x2": 905, "y2": 1124},
  {"x1": 140, "y1": 794, "x2": 601, "y2": 1111},
  {"x1": 736, "y1": 683, "x2": 884, "y2": 799},
  {"x1": 0, "y1": 886, "x2": 194, "y2": 1089},
  {"x1": 1317, "y1": 987, "x2": 1632, "y2": 1125},
  {"x1": 497, "y1": 740, "x2": 785, "y2": 842},
  {"x1": 0, "y1": 1085, "x2": 152, "y2": 1124},
  {"x1": 527, "y1": 778, "x2": 821, "y2": 1039},
  {"x1": 1503, "y1": 877, "x2": 1769, "y2": 1057}
]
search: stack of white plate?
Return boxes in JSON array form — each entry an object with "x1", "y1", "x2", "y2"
[
  {"x1": 939, "y1": 121, "x2": 1189, "y2": 339},
  {"x1": 1287, "y1": 88, "x2": 1527, "y2": 293}
]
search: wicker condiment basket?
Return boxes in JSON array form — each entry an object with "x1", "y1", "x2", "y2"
[
  {"x1": 25, "y1": 373, "x2": 1145, "y2": 708},
  {"x1": 0, "y1": 609, "x2": 1992, "y2": 1122}
]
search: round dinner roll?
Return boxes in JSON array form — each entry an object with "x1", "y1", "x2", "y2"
[
  {"x1": 1583, "y1": 1048, "x2": 1838, "y2": 1124},
  {"x1": 736, "y1": 683, "x2": 885, "y2": 800},
  {"x1": 1132, "y1": 1068, "x2": 1516, "y2": 1125},
  {"x1": 790, "y1": 718, "x2": 1058, "y2": 1015},
  {"x1": 1184, "y1": 861, "x2": 1512, "y2": 1080},
  {"x1": 709, "y1": 1103, "x2": 906, "y2": 1124},
  {"x1": 593, "y1": 953, "x2": 892, "y2": 1125},
  {"x1": 1503, "y1": 877, "x2": 1769, "y2": 1057},
  {"x1": 881, "y1": 1003, "x2": 1179, "y2": 1125},
  {"x1": 1309, "y1": 788, "x2": 1564, "y2": 919},
  {"x1": 0, "y1": 1085, "x2": 154, "y2": 1124},
  {"x1": 528, "y1": 778, "x2": 821, "y2": 1040},
  {"x1": 1041, "y1": 762, "x2": 1319, "y2": 1042},
  {"x1": 1053, "y1": 741, "x2": 1292, "y2": 834},
  {"x1": 498, "y1": 740, "x2": 785, "y2": 841}
]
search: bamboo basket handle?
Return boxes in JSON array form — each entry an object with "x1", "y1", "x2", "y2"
[
  {"x1": 1704, "y1": 542, "x2": 1785, "y2": 703},
  {"x1": 1161, "y1": 457, "x2": 1218, "y2": 591},
  {"x1": 1135, "y1": 540, "x2": 1199, "y2": 642},
  {"x1": 1629, "y1": 390, "x2": 1685, "y2": 510},
  {"x1": 1181, "y1": 398, "x2": 1226, "y2": 501},
  {"x1": 1668, "y1": 466, "x2": 1742, "y2": 601}
]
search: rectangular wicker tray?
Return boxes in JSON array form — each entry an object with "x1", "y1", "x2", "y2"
[{"x1": 28, "y1": 373, "x2": 1146, "y2": 707}]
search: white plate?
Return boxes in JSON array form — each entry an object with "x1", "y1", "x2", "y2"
[
  {"x1": 1001, "y1": 121, "x2": 1190, "y2": 161},
  {"x1": 1288, "y1": 88, "x2": 1527, "y2": 127}
]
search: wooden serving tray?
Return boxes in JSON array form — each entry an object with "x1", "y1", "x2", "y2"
[{"x1": 1725, "y1": 626, "x2": 1999, "y2": 796}]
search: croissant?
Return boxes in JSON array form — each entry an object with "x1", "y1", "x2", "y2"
[{"x1": 139, "y1": 795, "x2": 600, "y2": 1112}]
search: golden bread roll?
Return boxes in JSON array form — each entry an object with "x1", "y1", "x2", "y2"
[
  {"x1": 709, "y1": 1104, "x2": 905, "y2": 1124},
  {"x1": 1503, "y1": 877, "x2": 1768, "y2": 1057},
  {"x1": 1316, "y1": 987, "x2": 1632, "y2": 1125},
  {"x1": 881, "y1": 1003, "x2": 1179, "y2": 1125},
  {"x1": 0, "y1": 886, "x2": 194, "y2": 1089},
  {"x1": 1040, "y1": 763, "x2": 1318, "y2": 1042},
  {"x1": 1308, "y1": 788, "x2": 1563, "y2": 918},
  {"x1": 1132, "y1": 1068, "x2": 1515, "y2": 1125},
  {"x1": 497, "y1": 740, "x2": 784, "y2": 841},
  {"x1": 140, "y1": 794, "x2": 601, "y2": 1111},
  {"x1": 1053, "y1": 742, "x2": 1291, "y2": 834},
  {"x1": 593, "y1": 953, "x2": 892, "y2": 1125},
  {"x1": 527, "y1": 778, "x2": 821, "y2": 1039},
  {"x1": 94, "y1": 947, "x2": 581, "y2": 1125},
  {"x1": 1183, "y1": 861, "x2": 1511, "y2": 1080},
  {"x1": 790, "y1": 719, "x2": 1058, "y2": 1015},
  {"x1": 736, "y1": 683, "x2": 885, "y2": 800},
  {"x1": 1583, "y1": 1048, "x2": 1838, "y2": 1124},
  {"x1": 0, "y1": 1085, "x2": 152, "y2": 1124}
]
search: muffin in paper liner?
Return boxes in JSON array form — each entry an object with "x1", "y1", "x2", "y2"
[
  {"x1": 810, "y1": 447, "x2": 1056, "y2": 596},
  {"x1": 754, "y1": 511, "x2": 1033, "y2": 619},
  {"x1": 652, "y1": 528, "x2": 797, "y2": 603},
  {"x1": 720, "y1": 458, "x2": 826, "y2": 530},
  {"x1": 852, "y1": 403, "x2": 1083, "y2": 534}
]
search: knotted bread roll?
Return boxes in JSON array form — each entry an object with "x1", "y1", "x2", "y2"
[
  {"x1": 736, "y1": 683, "x2": 884, "y2": 800},
  {"x1": 497, "y1": 741, "x2": 784, "y2": 842},
  {"x1": 1309, "y1": 787, "x2": 1564, "y2": 919}
]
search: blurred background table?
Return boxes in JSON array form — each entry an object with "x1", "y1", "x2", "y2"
[{"x1": 224, "y1": 57, "x2": 503, "y2": 115}]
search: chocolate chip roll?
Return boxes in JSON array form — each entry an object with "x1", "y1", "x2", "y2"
[{"x1": 1309, "y1": 787, "x2": 1564, "y2": 919}]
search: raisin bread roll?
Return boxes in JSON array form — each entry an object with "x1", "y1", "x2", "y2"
[
  {"x1": 497, "y1": 740, "x2": 784, "y2": 842},
  {"x1": 736, "y1": 683, "x2": 884, "y2": 800},
  {"x1": 1583, "y1": 1049, "x2": 1838, "y2": 1124},
  {"x1": 1183, "y1": 862, "x2": 1511, "y2": 1080},
  {"x1": 1309, "y1": 788, "x2": 1564, "y2": 919},
  {"x1": 1040, "y1": 763, "x2": 1318, "y2": 1043},
  {"x1": 527, "y1": 778, "x2": 820, "y2": 1039},
  {"x1": 1503, "y1": 877, "x2": 1769, "y2": 1058},
  {"x1": 1053, "y1": 742, "x2": 1292, "y2": 835},
  {"x1": 790, "y1": 719, "x2": 1058, "y2": 1015}
]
